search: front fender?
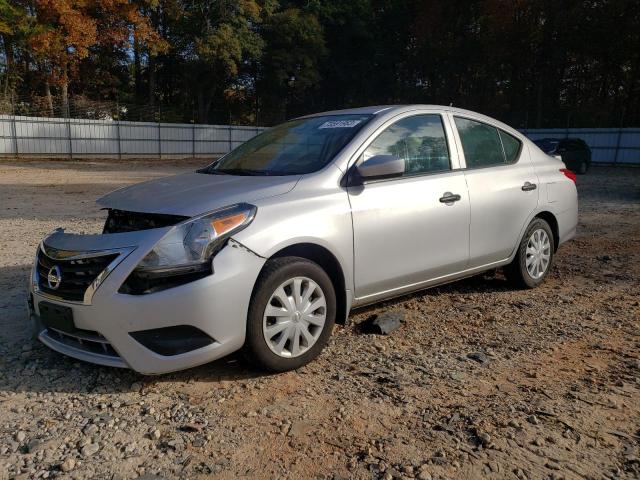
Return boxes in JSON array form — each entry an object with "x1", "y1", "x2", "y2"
[{"x1": 231, "y1": 193, "x2": 354, "y2": 293}]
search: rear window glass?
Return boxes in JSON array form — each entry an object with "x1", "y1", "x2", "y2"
[
  {"x1": 455, "y1": 117, "x2": 522, "y2": 168},
  {"x1": 454, "y1": 117, "x2": 504, "y2": 168}
]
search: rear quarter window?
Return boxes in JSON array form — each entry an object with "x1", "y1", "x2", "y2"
[{"x1": 499, "y1": 130, "x2": 522, "y2": 163}]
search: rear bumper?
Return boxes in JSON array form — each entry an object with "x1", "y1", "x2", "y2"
[
  {"x1": 30, "y1": 232, "x2": 265, "y2": 375},
  {"x1": 556, "y1": 202, "x2": 578, "y2": 247}
]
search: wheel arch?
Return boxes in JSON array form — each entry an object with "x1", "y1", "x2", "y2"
[
  {"x1": 534, "y1": 211, "x2": 560, "y2": 252},
  {"x1": 262, "y1": 243, "x2": 349, "y2": 325}
]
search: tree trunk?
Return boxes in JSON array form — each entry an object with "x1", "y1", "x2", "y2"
[
  {"x1": 134, "y1": 32, "x2": 142, "y2": 98},
  {"x1": 2, "y1": 35, "x2": 14, "y2": 96},
  {"x1": 196, "y1": 81, "x2": 216, "y2": 123},
  {"x1": 197, "y1": 91, "x2": 205, "y2": 123},
  {"x1": 148, "y1": 53, "x2": 156, "y2": 110},
  {"x1": 44, "y1": 80, "x2": 54, "y2": 117},
  {"x1": 61, "y1": 81, "x2": 69, "y2": 118}
]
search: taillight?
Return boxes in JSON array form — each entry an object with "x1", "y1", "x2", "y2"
[{"x1": 560, "y1": 168, "x2": 577, "y2": 183}]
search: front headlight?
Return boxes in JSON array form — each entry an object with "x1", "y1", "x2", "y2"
[{"x1": 136, "y1": 203, "x2": 256, "y2": 274}]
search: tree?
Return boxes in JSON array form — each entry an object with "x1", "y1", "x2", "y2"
[
  {"x1": 28, "y1": 0, "x2": 163, "y2": 117},
  {"x1": 0, "y1": 0, "x2": 32, "y2": 101},
  {"x1": 173, "y1": 0, "x2": 267, "y2": 123},
  {"x1": 2, "y1": 0, "x2": 640, "y2": 127},
  {"x1": 257, "y1": 6, "x2": 326, "y2": 123}
]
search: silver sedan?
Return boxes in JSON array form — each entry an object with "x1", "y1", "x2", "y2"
[{"x1": 28, "y1": 105, "x2": 578, "y2": 374}]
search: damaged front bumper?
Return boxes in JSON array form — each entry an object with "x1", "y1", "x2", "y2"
[{"x1": 29, "y1": 228, "x2": 265, "y2": 374}]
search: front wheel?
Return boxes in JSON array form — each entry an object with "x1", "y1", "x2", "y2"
[
  {"x1": 243, "y1": 257, "x2": 336, "y2": 372},
  {"x1": 505, "y1": 218, "x2": 555, "y2": 289}
]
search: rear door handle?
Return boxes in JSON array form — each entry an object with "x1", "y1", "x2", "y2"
[
  {"x1": 439, "y1": 192, "x2": 461, "y2": 204},
  {"x1": 522, "y1": 182, "x2": 537, "y2": 191}
]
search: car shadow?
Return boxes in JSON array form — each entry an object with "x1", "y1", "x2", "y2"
[
  {"x1": 349, "y1": 270, "x2": 514, "y2": 318},
  {"x1": 0, "y1": 263, "x2": 513, "y2": 395}
]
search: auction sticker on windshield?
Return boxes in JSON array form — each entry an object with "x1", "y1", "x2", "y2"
[{"x1": 318, "y1": 120, "x2": 362, "y2": 129}]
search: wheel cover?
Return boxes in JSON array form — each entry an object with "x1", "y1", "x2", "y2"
[
  {"x1": 262, "y1": 276, "x2": 327, "y2": 358},
  {"x1": 525, "y1": 228, "x2": 551, "y2": 279}
]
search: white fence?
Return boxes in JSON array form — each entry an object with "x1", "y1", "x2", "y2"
[
  {"x1": 0, "y1": 115, "x2": 266, "y2": 159},
  {"x1": 1, "y1": 115, "x2": 638, "y2": 164},
  {"x1": 521, "y1": 128, "x2": 640, "y2": 165}
]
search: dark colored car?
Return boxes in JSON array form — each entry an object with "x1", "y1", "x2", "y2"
[{"x1": 533, "y1": 138, "x2": 591, "y2": 174}]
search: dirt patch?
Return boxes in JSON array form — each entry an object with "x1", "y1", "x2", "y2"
[{"x1": 0, "y1": 161, "x2": 638, "y2": 479}]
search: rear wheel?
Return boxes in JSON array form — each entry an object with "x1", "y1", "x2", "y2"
[
  {"x1": 505, "y1": 218, "x2": 555, "y2": 289},
  {"x1": 244, "y1": 257, "x2": 336, "y2": 372}
]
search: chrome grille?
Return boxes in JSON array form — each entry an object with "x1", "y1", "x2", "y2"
[{"x1": 37, "y1": 248, "x2": 118, "y2": 302}]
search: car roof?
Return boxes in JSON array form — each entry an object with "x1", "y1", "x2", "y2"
[
  {"x1": 301, "y1": 104, "x2": 501, "y2": 118},
  {"x1": 298, "y1": 104, "x2": 525, "y2": 139}
]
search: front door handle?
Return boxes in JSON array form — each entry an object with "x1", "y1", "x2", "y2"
[
  {"x1": 522, "y1": 182, "x2": 537, "y2": 191},
  {"x1": 439, "y1": 192, "x2": 461, "y2": 204}
]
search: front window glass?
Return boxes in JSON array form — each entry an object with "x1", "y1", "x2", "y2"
[
  {"x1": 202, "y1": 114, "x2": 372, "y2": 176},
  {"x1": 362, "y1": 114, "x2": 451, "y2": 175}
]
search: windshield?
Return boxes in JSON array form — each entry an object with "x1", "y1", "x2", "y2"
[{"x1": 201, "y1": 114, "x2": 372, "y2": 176}]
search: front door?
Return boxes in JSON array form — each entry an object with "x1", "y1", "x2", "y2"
[{"x1": 348, "y1": 113, "x2": 470, "y2": 299}]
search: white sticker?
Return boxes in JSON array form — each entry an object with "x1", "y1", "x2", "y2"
[{"x1": 318, "y1": 120, "x2": 362, "y2": 129}]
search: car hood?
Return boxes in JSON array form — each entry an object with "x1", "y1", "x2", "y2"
[{"x1": 97, "y1": 172, "x2": 300, "y2": 217}]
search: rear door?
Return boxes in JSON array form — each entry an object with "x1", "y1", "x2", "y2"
[{"x1": 451, "y1": 115, "x2": 539, "y2": 267}]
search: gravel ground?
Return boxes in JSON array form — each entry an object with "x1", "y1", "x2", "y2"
[{"x1": 0, "y1": 160, "x2": 638, "y2": 480}]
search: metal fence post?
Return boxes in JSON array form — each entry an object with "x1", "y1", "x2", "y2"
[
  {"x1": 66, "y1": 118, "x2": 73, "y2": 160},
  {"x1": 9, "y1": 97, "x2": 19, "y2": 159},
  {"x1": 158, "y1": 121, "x2": 162, "y2": 160},
  {"x1": 116, "y1": 120, "x2": 122, "y2": 160},
  {"x1": 228, "y1": 126, "x2": 233, "y2": 153},
  {"x1": 10, "y1": 115, "x2": 19, "y2": 159},
  {"x1": 613, "y1": 128, "x2": 623, "y2": 165},
  {"x1": 192, "y1": 123, "x2": 196, "y2": 159}
]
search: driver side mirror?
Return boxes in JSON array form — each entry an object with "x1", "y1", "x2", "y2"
[{"x1": 356, "y1": 154, "x2": 405, "y2": 180}]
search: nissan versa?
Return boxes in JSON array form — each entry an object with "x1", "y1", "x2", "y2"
[{"x1": 28, "y1": 106, "x2": 578, "y2": 374}]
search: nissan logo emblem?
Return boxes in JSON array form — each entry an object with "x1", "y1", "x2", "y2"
[{"x1": 47, "y1": 265, "x2": 62, "y2": 290}]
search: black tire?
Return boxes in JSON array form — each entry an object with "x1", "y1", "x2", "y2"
[
  {"x1": 243, "y1": 256, "x2": 336, "y2": 372},
  {"x1": 505, "y1": 218, "x2": 555, "y2": 289}
]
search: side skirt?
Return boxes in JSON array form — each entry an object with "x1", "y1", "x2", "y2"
[{"x1": 350, "y1": 258, "x2": 511, "y2": 309}]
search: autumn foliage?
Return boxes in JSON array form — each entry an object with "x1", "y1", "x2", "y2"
[{"x1": 1, "y1": 0, "x2": 639, "y2": 127}]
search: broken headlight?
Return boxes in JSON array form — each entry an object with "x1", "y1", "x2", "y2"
[
  {"x1": 119, "y1": 204, "x2": 256, "y2": 295},
  {"x1": 136, "y1": 203, "x2": 256, "y2": 275}
]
